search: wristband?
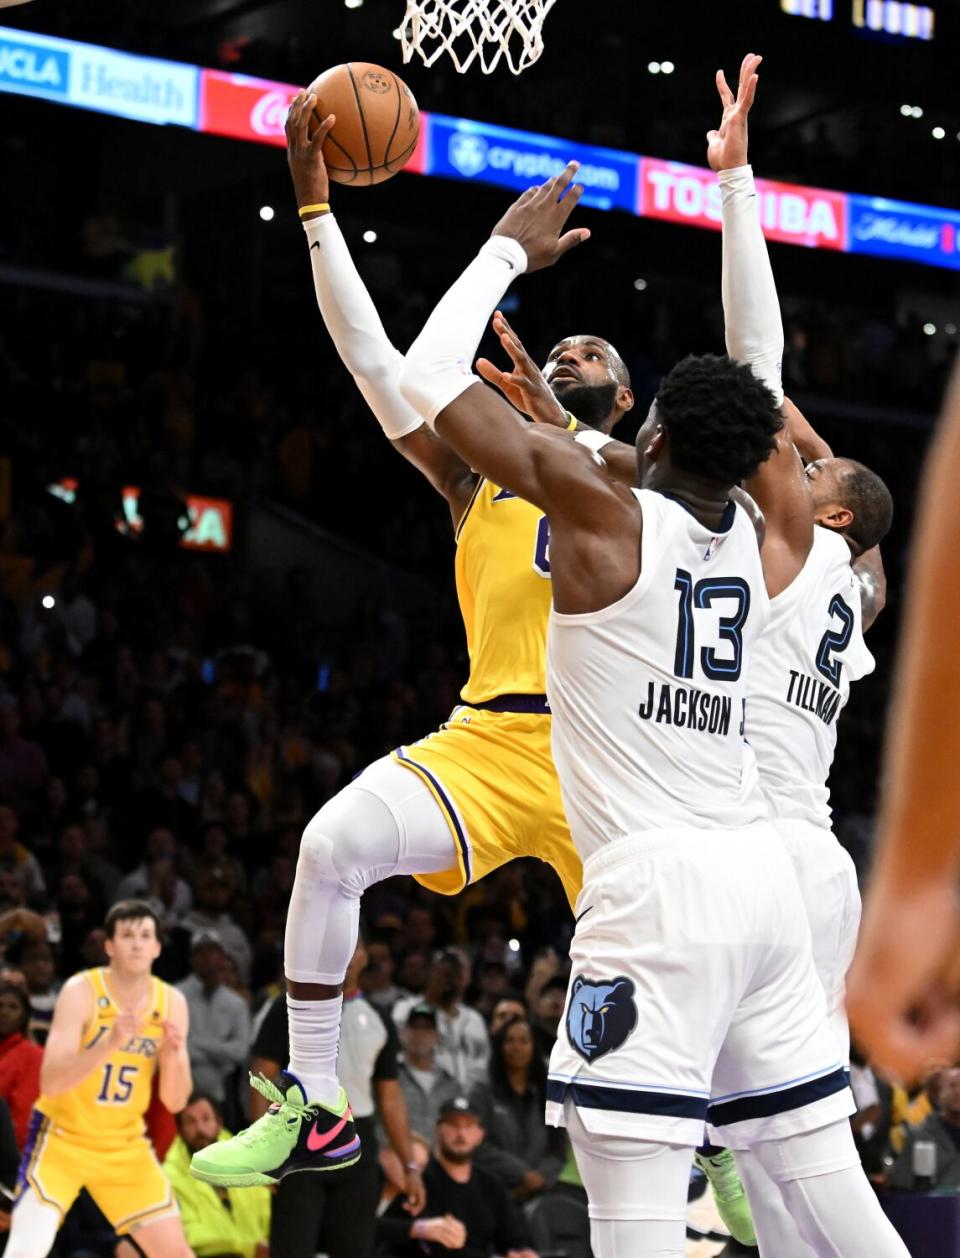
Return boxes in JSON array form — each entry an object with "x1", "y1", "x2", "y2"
[
  {"x1": 574, "y1": 428, "x2": 614, "y2": 457},
  {"x1": 298, "y1": 202, "x2": 331, "y2": 218},
  {"x1": 565, "y1": 413, "x2": 579, "y2": 432}
]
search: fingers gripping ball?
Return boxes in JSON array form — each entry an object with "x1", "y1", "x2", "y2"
[{"x1": 307, "y1": 63, "x2": 420, "y2": 186}]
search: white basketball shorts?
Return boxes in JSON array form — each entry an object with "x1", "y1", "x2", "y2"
[
  {"x1": 545, "y1": 823, "x2": 854, "y2": 1150},
  {"x1": 773, "y1": 817, "x2": 862, "y2": 1064}
]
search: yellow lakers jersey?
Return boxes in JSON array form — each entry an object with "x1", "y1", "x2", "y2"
[
  {"x1": 456, "y1": 479, "x2": 552, "y2": 705},
  {"x1": 36, "y1": 968, "x2": 171, "y2": 1144}
]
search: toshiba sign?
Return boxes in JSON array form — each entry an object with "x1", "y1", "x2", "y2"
[
  {"x1": 639, "y1": 159, "x2": 848, "y2": 252},
  {"x1": 199, "y1": 69, "x2": 297, "y2": 147}
]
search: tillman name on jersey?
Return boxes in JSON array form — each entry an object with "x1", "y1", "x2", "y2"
[
  {"x1": 786, "y1": 670, "x2": 842, "y2": 726},
  {"x1": 638, "y1": 683, "x2": 734, "y2": 736}
]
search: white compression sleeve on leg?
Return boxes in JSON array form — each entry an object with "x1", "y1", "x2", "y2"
[
  {"x1": 399, "y1": 235, "x2": 528, "y2": 427},
  {"x1": 719, "y1": 165, "x2": 785, "y2": 406},
  {"x1": 6, "y1": 1188, "x2": 61, "y2": 1258},
  {"x1": 303, "y1": 214, "x2": 423, "y2": 439},
  {"x1": 746, "y1": 1120, "x2": 910, "y2": 1258}
]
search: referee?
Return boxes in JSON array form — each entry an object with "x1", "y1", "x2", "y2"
[{"x1": 250, "y1": 936, "x2": 425, "y2": 1258}]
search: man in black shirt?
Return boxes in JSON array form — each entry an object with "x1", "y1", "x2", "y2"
[
  {"x1": 378, "y1": 1096, "x2": 538, "y2": 1258},
  {"x1": 251, "y1": 939, "x2": 424, "y2": 1258}
]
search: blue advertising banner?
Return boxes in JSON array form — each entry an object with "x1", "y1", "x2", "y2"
[
  {"x1": 424, "y1": 112, "x2": 639, "y2": 213},
  {"x1": 847, "y1": 193, "x2": 960, "y2": 271},
  {"x1": 0, "y1": 25, "x2": 198, "y2": 127}
]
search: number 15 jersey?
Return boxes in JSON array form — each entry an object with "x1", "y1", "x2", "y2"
[
  {"x1": 547, "y1": 490, "x2": 770, "y2": 862},
  {"x1": 36, "y1": 968, "x2": 171, "y2": 1146}
]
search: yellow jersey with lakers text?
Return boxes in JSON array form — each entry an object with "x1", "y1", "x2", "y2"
[
  {"x1": 36, "y1": 968, "x2": 171, "y2": 1145},
  {"x1": 456, "y1": 478, "x2": 552, "y2": 704}
]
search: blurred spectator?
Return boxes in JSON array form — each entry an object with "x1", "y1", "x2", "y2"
[
  {"x1": 0, "y1": 708, "x2": 49, "y2": 810},
  {"x1": 397, "y1": 1003, "x2": 460, "y2": 1140},
  {"x1": 114, "y1": 826, "x2": 193, "y2": 918},
  {"x1": 529, "y1": 976, "x2": 568, "y2": 1053},
  {"x1": 362, "y1": 938, "x2": 406, "y2": 1014},
  {"x1": 177, "y1": 934, "x2": 251, "y2": 1107},
  {"x1": 490, "y1": 995, "x2": 529, "y2": 1036},
  {"x1": 378, "y1": 1095, "x2": 538, "y2": 1258},
  {"x1": 163, "y1": 1091, "x2": 270, "y2": 1258},
  {"x1": 393, "y1": 952, "x2": 490, "y2": 1092},
  {"x1": 8, "y1": 936, "x2": 59, "y2": 1045},
  {"x1": 889, "y1": 1067, "x2": 960, "y2": 1191},
  {"x1": 181, "y1": 865, "x2": 252, "y2": 985},
  {"x1": 0, "y1": 806, "x2": 46, "y2": 901},
  {"x1": 0, "y1": 980, "x2": 42, "y2": 1148},
  {"x1": 471, "y1": 1017, "x2": 565, "y2": 1202}
]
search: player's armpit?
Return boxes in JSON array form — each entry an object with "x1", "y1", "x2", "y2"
[{"x1": 391, "y1": 426, "x2": 478, "y2": 526}]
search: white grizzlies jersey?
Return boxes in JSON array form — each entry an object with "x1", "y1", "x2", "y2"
[
  {"x1": 547, "y1": 489, "x2": 769, "y2": 862},
  {"x1": 747, "y1": 527, "x2": 874, "y2": 829}
]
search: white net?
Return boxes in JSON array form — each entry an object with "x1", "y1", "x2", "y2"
[{"x1": 397, "y1": 0, "x2": 558, "y2": 75}]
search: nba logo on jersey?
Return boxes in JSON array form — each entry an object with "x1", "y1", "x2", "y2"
[{"x1": 566, "y1": 975, "x2": 637, "y2": 1063}]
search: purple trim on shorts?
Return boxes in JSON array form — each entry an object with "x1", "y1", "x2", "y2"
[
  {"x1": 15, "y1": 1110, "x2": 45, "y2": 1199},
  {"x1": 466, "y1": 693, "x2": 550, "y2": 715},
  {"x1": 395, "y1": 749, "x2": 471, "y2": 882}
]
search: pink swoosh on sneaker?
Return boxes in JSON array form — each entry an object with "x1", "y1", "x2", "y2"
[{"x1": 306, "y1": 1114, "x2": 350, "y2": 1152}]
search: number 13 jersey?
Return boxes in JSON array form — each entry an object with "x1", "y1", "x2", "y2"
[
  {"x1": 746, "y1": 527, "x2": 874, "y2": 829},
  {"x1": 547, "y1": 489, "x2": 770, "y2": 861}
]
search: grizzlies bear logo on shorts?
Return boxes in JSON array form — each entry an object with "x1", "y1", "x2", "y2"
[{"x1": 566, "y1": 975, "x2": 637, "y2": 1064}]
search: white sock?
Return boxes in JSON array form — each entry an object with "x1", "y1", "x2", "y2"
[{"x1": 287, "y1": 994, "x2": 343, "y2": 1106}]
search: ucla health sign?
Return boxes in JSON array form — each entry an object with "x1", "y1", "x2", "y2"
[
  {"x1": 0, "y1": 25, "x2": 197, "y2": 127},
  {"x1": 848, "y1": 194, "x2": 960, "y2": 270},
  {"x1": 424, "y1": 113, "x2": 639, "y2": 213}
]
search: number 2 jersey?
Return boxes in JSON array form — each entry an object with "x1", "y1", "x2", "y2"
[
  {"x1": 746, "y1": 527, "x2": 874, "y2": 829},
  {"x1": 36, "y1": 968, "x2": 172, "y2": 1145},
  {"x1": 547, "y1": 489, "x2": 770, "y2": 862}
]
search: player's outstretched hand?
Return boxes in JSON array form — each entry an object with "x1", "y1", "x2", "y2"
[
  {"x1": 491, "y1": 162, "x2": 591, "y2": 272},
  {"x1": 285, "y1": 89, "x2": 336, "y2": 211},
  {"x1": 847, "y1": 875, "x2": 960, "y2": 1084},
  {"x1": 706, "y1": 53, "x2": 762, "y2": 173},
  {"x1": 477, "y1": 311, "x2": 569, "y2": 427}
]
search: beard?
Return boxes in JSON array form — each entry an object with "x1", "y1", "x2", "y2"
[
  {"x1": 551, "y1": 380, "x2": 618, "y2": 429},
  {"x1": 438, "y1": 1137, "x2": 473, "y2": 1164}
]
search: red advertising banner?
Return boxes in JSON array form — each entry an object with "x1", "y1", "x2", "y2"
[
  {"x1": 199, "y1": 69, "x2": 297, "y2": 147},
  {"x1": 638, "y1": 158, "x2": 848, "y2": 251}
]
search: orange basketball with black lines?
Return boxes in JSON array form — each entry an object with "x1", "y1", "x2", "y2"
[{"x1": 307, "y1": 62, "x2": 420, "y2": 186}]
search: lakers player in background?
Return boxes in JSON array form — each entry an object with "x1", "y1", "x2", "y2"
[
  {"x1": 8, "y1": 901, "x2": 193, "y2": 1258},
  {"x1": 191, "y1": 92, "x2": 632, "y2": 1188}
]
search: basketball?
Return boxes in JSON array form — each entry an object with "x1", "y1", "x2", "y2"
[{"x1": 306, "y1": 62, "x2": 419, "y2": 187}]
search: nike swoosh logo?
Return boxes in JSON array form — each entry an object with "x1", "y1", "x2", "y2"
[
  {"x1": 310, "y1": 241, "x2": 320, "y2": 252},
  {"x1": 306, "y1": 1114, "x2": 349, "y2": 1152},
  {"x1": 574, "y1": 905, "x2": 594, "y2": 925}
]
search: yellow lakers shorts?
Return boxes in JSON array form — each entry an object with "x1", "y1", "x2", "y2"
[
  {"x1": 17, "y1": 1112, "x2": 177, "y2": 1235},
  {"x1": 394, "y1": 705, "x2": 582, "y2": 910}
]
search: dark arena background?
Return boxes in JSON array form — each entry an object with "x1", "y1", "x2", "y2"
[{"x1": 0, "y1": 1, "x2": 956, "y2": 1255}]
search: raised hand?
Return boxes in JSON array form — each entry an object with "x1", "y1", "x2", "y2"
[
  {"x1": 706, "y1": 53, "x2": 762, "y2": 173},
  {"x1": 476, "y1": 311, "x2": 570, "y2": 427},
  {"x1": 285, "y1": 89, "x2": 336, "y2": 210},
  {"x1": 490, "y1": 162, "x2": 591, "y2": 272}
]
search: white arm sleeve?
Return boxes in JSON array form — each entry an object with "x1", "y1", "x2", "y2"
[
  {"x1": 719, "y1": 165, "x2": 785, "y2": 406},
  {"x1": 398, "y1": 235, "x2": 527, "y2": 427},
  {"x1": 303, "y1": 214, "x2": 423, "y2": 440}
]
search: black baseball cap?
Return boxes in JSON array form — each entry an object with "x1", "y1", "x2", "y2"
[
  {"x1": 406, "y1": 1003, "x2": 437, "y2": 1027},
  {"x1": 438, "y1": 1095, "x2": 481, "y2": 1122}
]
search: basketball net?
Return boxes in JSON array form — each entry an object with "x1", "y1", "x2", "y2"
[{"x1": 397, "y1": 0, "x2": 558, "y2": 75}]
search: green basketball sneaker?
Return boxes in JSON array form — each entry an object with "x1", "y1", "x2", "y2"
[
  {"x1": 694, "y1": 1147, "x2": 757, "y2": 1247},
  {"x1": 189, "y1": 1072, "x2": 361, "y2": 1188}
]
